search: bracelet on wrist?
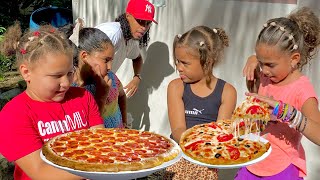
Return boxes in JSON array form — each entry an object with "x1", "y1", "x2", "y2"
[{"x1": 134, "y1": 74, "x2": 142, "y2": 80}]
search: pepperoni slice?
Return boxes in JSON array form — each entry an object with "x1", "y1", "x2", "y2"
[
  {"x1": 67, "y1": 140, "x2": 78, "y2": 145},
  {"x1": 62, "y1": 152, "x2": 75, "y2": 157},
  {"x1": 91, "y1": 139, "x2": 103, "y2": 143},
  {"x1": 67, "y1": 144, "x2": 79, "y2": 149},
  {"x1": 69, "y1": 134, "x2": 80, "y2": 138},
  {"x1": 124, "y1": 142, "x2": 141, "y2": 148},
  {"x1": 107, "y1": 152, "x2": 123, "y2": 157},
  {"x1": 53, "y1": 141, "x2": 64, "y2": 147},
  {"x1": 76, "y1": 136, "x2": 89, "y2": 141},
  {"x1": 87, "y1": 158, "x2": 100, "y2": 163},
  {"x1": 127, "y1": 136, "x2": 139, "y2": 141},
  {"x1": 125, "y1": 153, "x2": 139, "y2": 158},
  {"x1": 75, "y1": 155, "x2": 88, "y2": 160},
  {"x1": 140, "y1": 132, "x2": 152, "y2": 137},
  {"x1": 59, "y1": 136, "x2": 70, "y2": 141},
  {"x1": 53, "y1": 147, "x2": 67, "y2": 152},
  {"x1": 115, "y1": 156, "x2": 131, "y2": 161},
  {"x1": 100, "y1": 148, "x2": 113, "y2": 152},
  {"x1": 116, "y1": 133, "x2": 129, "y2": 137},
  {"x1": 88, "y1": 151, "x2": 102, "y2": 156},
  {"x1": 117, "y1": 147, "x2": 132, "y2": 153},
  {"x1": 125, "y1": 129, "x2": 140, "y2": 134},
  {"x1": 144, "y1": 141, "x2": 157, "y2": 148},
  {"x1": 103, "y1": 137, "x2": 116, "y2": 141},
  {"x1": 82, "y1": 147, "x2": 96, "y2": 152},
  {"x1": 89, "y1": 134, "x2": 101, "y2": 138},
  {"x1": 73, "y1": 150, "x2": 85, "y2": 154},
  {"x1": 100, "y1": 158, "x2": 114, "y2": 163},
  {"x1": 134, "y1": 150, "x2": 147, "y2": 155},
  {"x1": 159, "y1": 142, "x2": 171, "y2": 149},
  {"x1": 96, "y1": 129, "x2": 114, "y2": 135},
  {"x1": 141, "y1": 154, "x2": 154, "y2": 158},
  {"x1": 130, "y1": 157, "x2": 141, "y2": 162},
  {"x1": 79, "y1": 142, "x2": 91, "y2": 146},
  {"x1": 116, "y1": 138, "x2": 127, "y2": 142},
  {"x1": 96, "y1": 142, "x2": 115, "y2": 147}
]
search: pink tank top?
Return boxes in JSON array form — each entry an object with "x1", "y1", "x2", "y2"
[{"x1": 247, "y1": 75, "x2": 317, "y2": 177}]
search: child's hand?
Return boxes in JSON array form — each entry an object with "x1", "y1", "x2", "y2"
[
  {"x1": 245, "y1": 92, "x2": 277, "y2": 107},
  {"x1": 243, "y1": 55, "x2": 259, "y2": 81},
  {"x1": 124, "y1": 77, "x2": 140, "y2": 98}
]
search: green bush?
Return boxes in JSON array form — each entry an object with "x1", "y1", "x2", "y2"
[{"x1": 0, "y1": 27, "x2": 15, "y2": 80}]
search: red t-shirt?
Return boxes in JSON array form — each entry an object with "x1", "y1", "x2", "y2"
[{"x1": 0, "y1": 87, "x2": 103, "y2": 180}]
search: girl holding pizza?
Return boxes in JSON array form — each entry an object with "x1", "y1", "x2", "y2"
[
  {"x1": 0, "y1": 23, "x2": 104, "y2": 180},
  {"x1": 166, "y1": 25, "x2": 237, "y2": 179},
  {"x1": 238, "y1": 7, "x2": 320, "y2": 179},
  {"x1": 245, "y1": 92, "x2": 320, "y2": 146},
  {"x1": 61, "y1": 22, "x2": 128, "y2": 128}
]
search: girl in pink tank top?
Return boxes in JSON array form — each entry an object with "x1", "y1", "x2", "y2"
[{"x1": 238, "y1": 7, "x2": 320, "y2": 179}]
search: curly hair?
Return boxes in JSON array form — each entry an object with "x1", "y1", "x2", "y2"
[
  {"x1": 256, "y1": 7, "x2": 320, "y2": 70},
  {"x1": 115, "y1": 13, "x2": 150, "y2": 48}
]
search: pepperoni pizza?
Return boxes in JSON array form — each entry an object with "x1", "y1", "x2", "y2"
[{"x1": 42, "y1": 128, "x2": 179, "y2": 172}]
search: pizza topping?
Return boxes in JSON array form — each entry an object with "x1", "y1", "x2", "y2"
[
  {"x1": 214, "y1": 153, "x2": 221, "y2": 158},
  {"x1": 217, "y1": 134, "x2": 233, "y2": 142},
  {"x1": 185, "y1": 140, "x2": 205, "y2": 151}
]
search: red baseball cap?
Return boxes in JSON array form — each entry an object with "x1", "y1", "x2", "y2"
[{"x1": 126, "y1": 0, "x2": 158, "y2": 24}]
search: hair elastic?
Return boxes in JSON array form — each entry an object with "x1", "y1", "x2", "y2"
[
  {"x1": 20, "y1": 48, "x2": 27, "y2": 54},
  {"x1": 213, "y1": 28, "x2": 217, "y2": 33},
  {"x1": 69, "y1": 18, "x2": 85, "y2": 47},
  {"x1": 288, "y1": 34, "x2": 294, "y2": 40},
  {"x1": 270, "y1": 22, "x2": 276, "y2": 26}
]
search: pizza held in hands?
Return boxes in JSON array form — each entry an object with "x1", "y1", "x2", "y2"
[
  {"x1": 42, "y1": 128, "x2": 179, "y2": 172},
  {"x1": 232, "y1": 96, "x2": 270, "y2": 121},
  {"x1": 180, "y1": 122, "x2": 270, "y2": 165}
]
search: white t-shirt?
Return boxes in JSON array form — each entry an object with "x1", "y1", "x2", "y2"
[{"x1": 95, "y1": 22, "x2": 140, "y2": 73}]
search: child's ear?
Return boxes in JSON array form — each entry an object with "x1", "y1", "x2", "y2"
[
  {"x1": 19, "y1": 63, "x2": 31, "y2": 82},
  {"x1": 79, "y1": 50, "x2": 89, "y2": 63},
  {"x1": 290, "y1": 52, "x2": 300, "y2": 67}
]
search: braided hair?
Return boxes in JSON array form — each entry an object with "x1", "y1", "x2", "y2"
[
  {"x1": 173, "y1": 26, "x2": 229, "y2": 87},
  {"x1": 256, "y1": 7, "x2": 320, "y2": 70},
  {"x1": 115, "y1": 13, "x2": 150, "y2": 48},
  {"x1": 1, "y1": 22, "x2": 72, "y2": 68}
]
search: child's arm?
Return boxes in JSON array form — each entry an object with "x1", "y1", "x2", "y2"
[
  {"x1": 217, "y1": 83, "x2": 237, "y2": 120},
  {"x1": 15, "y1": 149, "x2": 83, "y2": 180},
  {"x1": 243, "y1": 55, "x2": 260, "y2": 93},
  {"x1": 247, "y1": 92, "x2": 320, "y2": 145},
  {"x1": 300, "y1": 98, "x2": 320, "y2": 145},
  {"x1": 167, "y1": 79, "x2": 186, "y2": 143},
  {"x1": 118, "y1": 83, "x2": 127, "y2": 126}
]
